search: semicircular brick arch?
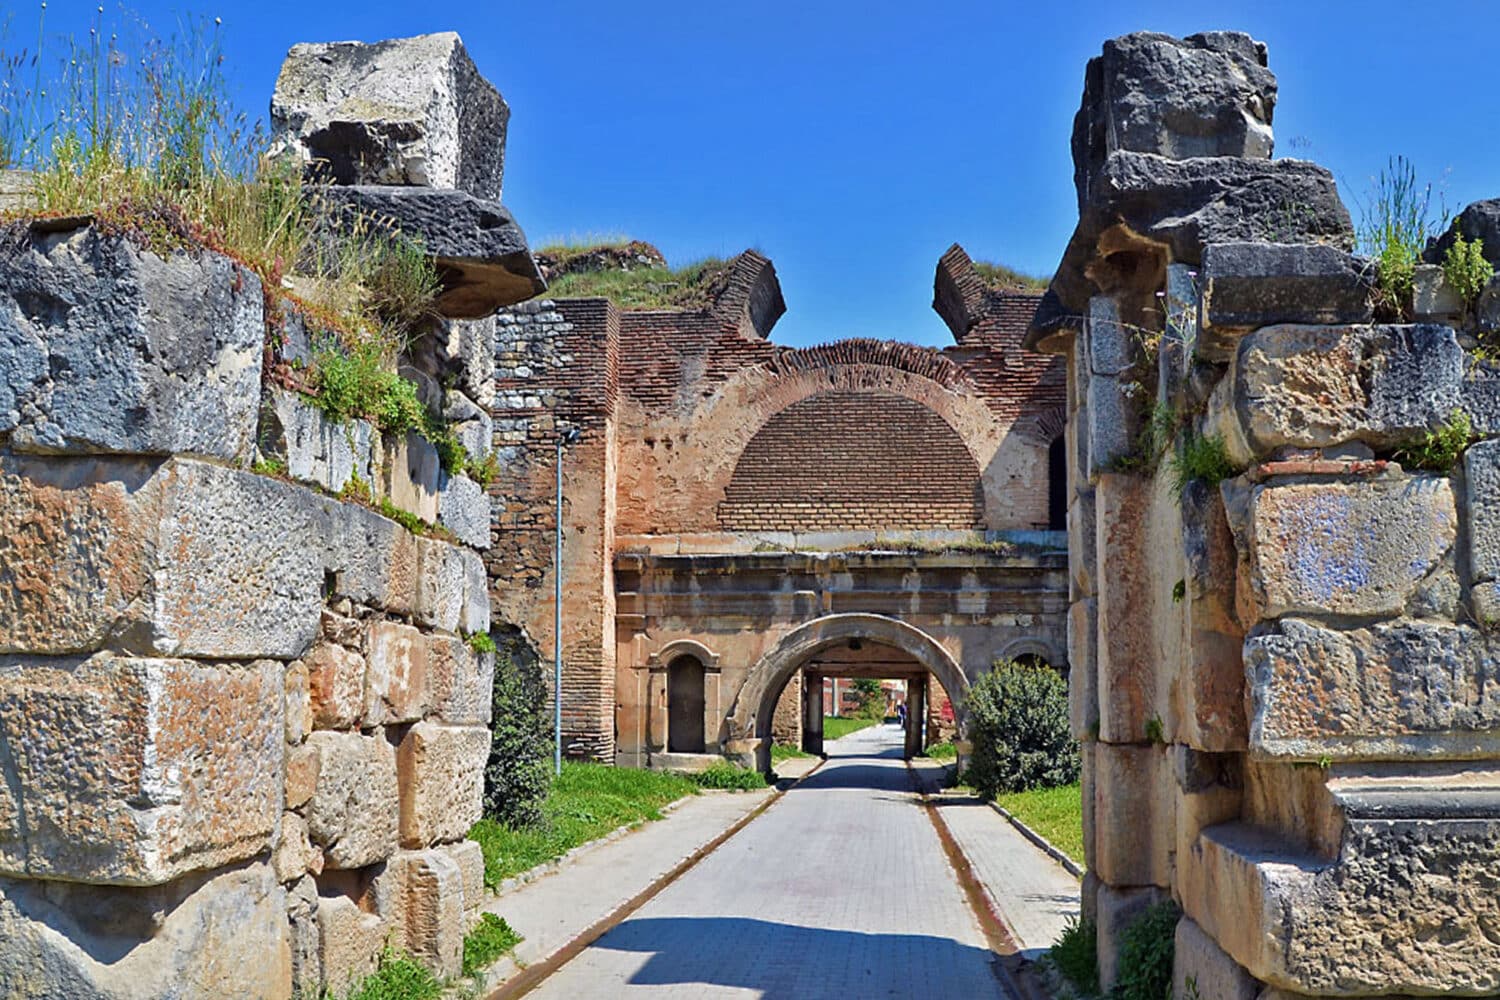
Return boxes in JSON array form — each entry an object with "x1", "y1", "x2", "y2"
[
  {"x1": 717, "y1": 388, "x2": 984, "y2": 532},
  {"x1": 724, "y1": 613, "x2": 970, "y2": 772}
]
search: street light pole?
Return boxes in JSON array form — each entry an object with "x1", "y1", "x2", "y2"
[{"x1": 554, "y1": 426, "x2": 580, "y2": 776}]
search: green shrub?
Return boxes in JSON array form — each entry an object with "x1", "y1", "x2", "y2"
[
  {"x1": 1442, "y1": 230, "x2": 1494, "y2": 312},
  {"x1": 310, "y1": 341, "x2": 425, "y2": 434},
  {"x1": 1168, "y1": 432, "x2": 1237, "y2": 497},
  {"x1": 483, "y1": 637, "x2": 553, "y2": 829},
  {"x1": 852, "y1": 677, "x2": 886, "y2": 719},
  {"x1": 467, "y1": 631, "x2": 497, "y2": 655},
  {"x1": 964, "y1": 659, "x2": 1079, "y2": 797},
  {"x1": 461, "y1": 912, "x2": 521, "y2": 977},
  {"x1": 1110, "y1": 901, "x2": 1179, "y2": 1000},
  {"x1": 688, "y1": 761, "x2": 768, "y2": 790},
  {"x1": 1396, "y1": 409, "x2": 1472, "y2": 471},
  {"x1": 342, "y1": 948, "x2": 443, "y2": 1000},
  {"x1": 1048, "y1": 915, "x2": 1099, "y2": 996}
]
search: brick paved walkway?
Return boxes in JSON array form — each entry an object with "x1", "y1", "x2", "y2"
[{"x1": 528, "y1": 723, "x2": 1012, "y2": 999}]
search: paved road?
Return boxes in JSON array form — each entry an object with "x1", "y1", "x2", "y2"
[{"x1": 528, "y1": 723, "x2": 1011, "y2": 999}]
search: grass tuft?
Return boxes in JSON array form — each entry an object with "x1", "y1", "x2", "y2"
[
  {"x1": 971, "y1": 259, "x2": 1050, "y2": 292},
  {"x1": 543, "y1": 255, "x2": 734, "y2": 310},
  {"x1": 1168, "y1": 432, "x2": 1237, "y2": 497},
  {"x1": 687, "y1": 761, "x2": 768, "y2": 790},
  {"x1": 341, "y1": 948, "x2": 443, "y2": 1000},
  {"x1": 919, "y1": 741, "x2": 957, "y2": 761},
  {"x1": 1395, "y1": 409, "x2": 1472, "y2": 471},
  {"x1": 1047, "y1": 915, "x2": 1099, "y2": 997},
  {"x1": 770, "y1": 743, "x2": 812, "y2": 762},
  {"x1": 461, "y1": 912, "x2": 522, "y2": 978}
]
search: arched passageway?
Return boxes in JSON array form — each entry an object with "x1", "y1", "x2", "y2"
[{"x1": 726, "y1": 613, "x2": 970, "y2": 773}]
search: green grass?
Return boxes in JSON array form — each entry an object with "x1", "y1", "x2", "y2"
[
  {"x1": 688, "y1": 761, "x2": 769, "y2": 790},
  {"x1": 468, "y1": 762, "x2": 698, "y2": 889},
  {"x1": 341, "y1": 949, "x2": 443, "y2": 1000},
  {"x1": 823, "y1": 716, "x2": 878, "y2": 741},
  {"x1": 971, "y1": 259, "x2": 1050, "y2": 291},
  {"x1": 920, "y1": 741, "x2": 957, "y2": 761},
  {"x1": 770, "y1": 742, "x2": 812, "y2": 762},
  {"x1": 994, "y1": 782, "x2": 1084, "y2": 867},
  {"x1": 543, "y1": 256, "x2": 733, "y2": 309},
  {"x1": 461, "y1": 912, "x2": 522, "y2": 978},
  {"x1": 1047, "y1": 915, "x2": 1100, "y2": 997}
]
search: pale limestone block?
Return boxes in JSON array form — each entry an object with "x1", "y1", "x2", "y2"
[
  {"x1": 305, "y1": 731, "x2": 399, "y2": 869},
  {"x1": 396, "y1": 723, "x2": 488, "y2": 848}
]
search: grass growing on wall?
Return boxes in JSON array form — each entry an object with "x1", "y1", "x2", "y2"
[
  {"x1": 468, "y1": 763, "x2": 697, "y2": 889},
  {"x1": 542, "y1": 255, "x2": 734, "y2": 310},
  {"x1": 994, "y1": 782, "x2": 1084, "y2": 867},
  {"x1": 971, "y1": 259, "x2": 1050, "y2": 291}
]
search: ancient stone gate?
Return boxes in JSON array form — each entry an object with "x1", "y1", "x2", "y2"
[{"x1": 488, "y1": 245, "x2": 1070, "y2": 766}]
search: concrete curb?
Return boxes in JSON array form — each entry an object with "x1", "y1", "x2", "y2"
[{"x1": 987, "y1": 801, "x2": 1085, "y2": 880}]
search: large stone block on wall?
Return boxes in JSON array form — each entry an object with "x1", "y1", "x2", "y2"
[
  {"x1": 1175, "y1": 481, "x2": 1248, "y2": 752},
  {"x1": 382, "y1": 429, "x2": 441, "y2": 525},
  {"x1": 440, "y1": 838, "x2": 486, "y2": 915},
  {"x1": 390, "y1": 849, "x2": 465, "y2": 977},
  {"x1": 1068, "y1": 598, "x2": 1098, "y2": 739},
  {"x1": 396, "y1": 722, "x2": 488, "y2": 848},
  {"x1": 270, "y1": 32, "x2": 508, "y2": 199},
  {"x1": 0, "y1": 655, "x2": 282, "y2": 885},
  {"x1": 0, "y1": 226, "x2": 263, "y2": 461},
  {"x1": 1074, "y1": 32, "x2": 1274, "y2": 184},
  {"x1": 427, "y1": 635, "x2": 494, "y2": 725},
  {"x1": 307, "y1": 639, "x2": 365, "y2": 730},
  {"x1": 1244, "y1": 476, "x2": 1455, "y2": 620},
  {"x1": 365, "y1": 620, "x2": 428, "y2": 725},
  {"x1": 1225, "y1": 324, "x2": 1462, "y2": 458},
  {"x1": 1174, "y1": 915, "x2": 1258, "y2": 1000},
  {"x1": 259, "y1": 387, "x2": 378, "y2": 495},
  {"x1": 438, "y1": 472, "x2": 492, "y2": 550},
  {"x1": 1246, "y1": 618, "x2": 1500, "y2": 760},
  {"x1": 1094, "y1": 473, "x2": 1157, "y2": 742},
  {"x1": 1092, "y1": 742, "x2": 1173, "y2": 888},
  {"x1": 1199, "y1": 243, "x2": 1373, "y2": 339},
  {"x1": 1181, "y1": 793, "x2": 1500, "y2": 997},
  {"x1": 415, "y1": 536, "x2": 468, "y2": 632},
  {"x1": 1466, "y1": 439, "x2": 1500, "y2": 584},
  {"x1": 0, "y1": 456, "x2": 323, "y2": 658},
  {"x1": 0, "y1": 862, "x2": 290, "y2": 1000},
  {"x1": 305, "y1": 730, "x2": 400, "y2": 869},
  {"x1": 321, "y1": 500, "x2": 419, "y2": 615},
  {"x1": 316, "y1": 891, "x2": 388, "y2": 996}
]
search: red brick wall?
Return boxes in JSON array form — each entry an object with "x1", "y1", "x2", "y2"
[{"x1": 717, "y1": 390, "x2": 984, "y2": 531}]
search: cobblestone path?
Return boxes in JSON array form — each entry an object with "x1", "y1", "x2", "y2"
[{"x1": 527, "y1": 724, "x2": 1011, "y2": 999}]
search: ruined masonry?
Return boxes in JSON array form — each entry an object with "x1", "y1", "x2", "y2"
[
  {"x1": 1031, "y1": 30, "x2": 1500, "y2": 999},
  {"x1": 0, "y1": 34, "x2": 539, "y2": 999}
]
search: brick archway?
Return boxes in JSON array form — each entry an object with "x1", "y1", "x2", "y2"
[{"x1": 724, "y1": 613, "x2": 970, "y2": 772}]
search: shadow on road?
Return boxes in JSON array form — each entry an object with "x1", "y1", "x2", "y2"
[{"x1": 592, "y1": 915, "x2": 1003, "y2": 999}]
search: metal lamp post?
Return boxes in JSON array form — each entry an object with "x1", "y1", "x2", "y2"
[{"x1": 554, "y1": 426, "x2": 581, "y2": 776}]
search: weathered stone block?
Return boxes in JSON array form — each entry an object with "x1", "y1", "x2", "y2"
[
  {"x1": 307, "y1": 640, "x2": 365, "y2": 730},
  {"x1": 439, "y1": 839, "x2": 486, "y2": 914},
  {"x1": 259, "y1": 387, "x2": 378, "y2": 495},
  {"x1": 427, "y1": 635, "x2": 494, "y2": 725},
  {"x1": 1228, "y1": 324, "x2": 1462, "y2": 458},
  {"x1": 415, "y1": 536, "x2": 467, "y2": 632},
  {"x1": 305, "y1": 730, "x2": 399, "y2": 869},
  {"x1": 285, "y1": 659, "x2": 312, "y2": 745},
  {"x1": 272, "y1": 810, "x2": 323, "y2": 883},
  {"x1": 382, "y1": 430, "x2": 441, "y2": 525},
  {"x1": 1067, "y1": 599, "x2": 1098, "y2": 739},
  {"x1": 1095, "y1": 474, "x2": 1157, "y2": 742},
  {"x1": 1093, "y1": 743, "x2": 1173, "y2": 888},
  {"x1": 320, "y1": 185, "x2": 545, "y2": 318},
  {"x1": 286, "y1": 743, "x2": 320, "y2": 811},
  {"x1": 1097, "y1": 883, "x2": 1170, "y2": 993},
  {"x1": 1174, "y1": 915, "x2": 1257, "y2": 1000},
  {"x1": 1425, "y1": 198, "x2": 1500, "y2": 267},
  {"x1": 0, "y1": 863, "x2": 290, "y2": 1000},
  {"x1": 270, "y1": 32, "x2": 508, "y2": 199},
  {"x1": 316, "y1": 891, "x2": 387, "y2": 996},
  {"x1": 443, "y1": 320, "x2": 497, "y2": 408},
  {"x1": 365, "y1": 620, "x2": 428, "y2": 725},
  {"x1": 1175, "y1": 481, "x2": 1248, "y2": 752},
  {"x1": 396, "y1": 723, "x2": 488, "y2": 848},
  {"x1": 1246, "y1": 618, "x2": 1500, "y2": 760},
  {"x1": 1068, "y1": 487, "x2": 1096, "y2": 599},
  {"x1": 1466, "y1": 439, "x2": 1500, "y2": 583},
  {"x1": 1199, "y1": 242, "x2": 1372, "y2": 342},
  {"x1": 1086, "y1": 374, "x2": 1136, "y2": 481},
  {"x1": 446, "y1": 388, "x2": 494, "y2": 459},
  {"x1": 0, "y1": 655, "x2": 282, "y2": 885},
  {"x1": 1245, "y1": 476, "x2": 1455, "y2": 620},
  {"x1": 1412, "y1": 264, "x2": 1463, "y2": 321},
  {"x1": 460, "y1": 547, "x2": 491, "y2": 635},
  {"x1": 287, "y1": 875, "x2": 322, "y2": 999},
  {"x1": 391, "y1": 850, "x2": 465, "y2": 977},
  {"x1": 0, "y1": 227, "x2": 263, "y2": 460},
  {"x1": 321, "y1": 500, "x2": 419, "y2": 614},
  {"x1": 438, "y1": 472, "x2": 491, "y2": 550},
  {"x1": 1182, "y1": 798, "x2": 1500, "y2": 997},
  {"x1": 0, "y1": 456, "x2": 323, "y2": 658}
]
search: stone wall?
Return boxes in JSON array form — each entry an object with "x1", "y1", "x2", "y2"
[
  {"x1": 0, "y1": 31, "x2": 538, "y2": 999},
  {"x1": 1034, "y1": 29, "x2": 1500, "y2": 999}
]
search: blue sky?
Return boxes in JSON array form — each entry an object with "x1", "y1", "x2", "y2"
[{"x1": 9, "y1": 1, "x2": 1499, "y2": 346}]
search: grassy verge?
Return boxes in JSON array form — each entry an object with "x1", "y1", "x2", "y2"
[
  {"x1": 770, "y1": 743, "x2": 812, "y2": 762},
  {"x1": 341, "y1": 949, "x2": 443, "y2": 1000},
  {"x1": 823, "y1": 716, "x2": 878, "y2": 741},
  {"x1": 468, "y1": 762, "x2": 697, "y2": 889},
  {"x1": 688, "y1": 761, "x2": 768, "y2": 790},
  {"x1": 994, "y1": 782, "x2": 1084, "y2": 867}
]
